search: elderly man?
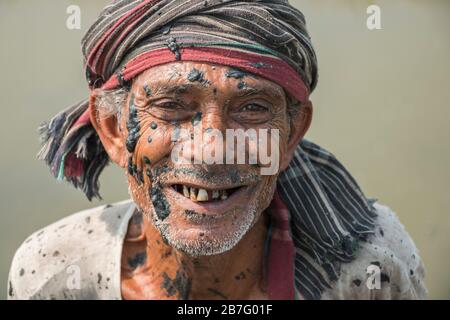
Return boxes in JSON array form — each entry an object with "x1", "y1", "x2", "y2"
[{"x1": 8, "y1": 0, "x2": 426, "y2": 300}]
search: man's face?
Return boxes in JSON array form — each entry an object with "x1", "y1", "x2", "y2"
[{"x1": 117, "y1": 61, "x2": 293, "y2": 256}]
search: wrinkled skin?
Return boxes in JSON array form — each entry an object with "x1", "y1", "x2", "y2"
[{"x1": 89, "y1": 62, "x2": 312, "y2": 300}]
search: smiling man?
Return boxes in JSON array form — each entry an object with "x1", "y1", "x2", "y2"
[{"x1": 8, "y1": 0, "x2": 426, "y2": 300}]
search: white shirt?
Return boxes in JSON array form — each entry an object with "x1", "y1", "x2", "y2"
[{"x1": 7, "y1": 200, "x2": 427, "y2": 300}]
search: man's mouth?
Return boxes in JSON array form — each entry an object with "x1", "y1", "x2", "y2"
[{"x1": 170, "y1": 184, "x2": 243, "y2": 202}]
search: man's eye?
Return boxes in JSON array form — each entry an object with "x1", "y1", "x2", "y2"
[
  {"x1": 157, "y1": 102, "x2": 183, "y2": 110},
  {"x1": 240, "y1": 104, "x2": 269, "y2": 112}
]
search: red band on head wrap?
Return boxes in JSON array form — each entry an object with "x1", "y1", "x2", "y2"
[{"x1": 103, "y1": 46, "x2": 310, "y2": 103}]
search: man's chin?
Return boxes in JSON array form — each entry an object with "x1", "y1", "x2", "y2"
[{"x1": 152, "y1": 206, "x2": 258, "y2": 257}]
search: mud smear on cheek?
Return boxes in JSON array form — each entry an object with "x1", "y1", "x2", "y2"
[
  {"x1": 128, "y1": 157, "x2": 144, "y2": 184},
  {"x1": 125, "y1": 95, "x2": 145, "y2": 184},
  {"x1": 150, "y1": 183, "x2": 171, "y2": 220},
  {"x1": 126, "y1": 94, "x2": 141, "y2": 153}
]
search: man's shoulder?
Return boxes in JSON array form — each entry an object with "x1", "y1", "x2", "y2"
[
  {"x1": 7, "y1": 199, "x2": 134, "y2": 300},
  {"x1": 321, "y1": 202, "x2": 427, "y2": 300}
]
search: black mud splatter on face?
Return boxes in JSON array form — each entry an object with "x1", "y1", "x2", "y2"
[
  {"x1": 187, "y1": 68, "x2": 209, "y2": 86},
  {"x1": 225, "y1": 68, "x2": 248, "y2": 80},
  {"x1": 128, "y1": 157, "x2": 134, "y2": 175},
  {"x1": 207, "y1": 288, "x2": 228, "y2": 299},
  {"x1": 150, "y1": 121, "x2": 158, "y2": 130},
  {"x1": 237, "y1": 81, "x2": 247, "y2": 90},
  {"x1": 143, "y1": 84, "x2": 153, "y2": 97},
  {"x1": 143, "y1": 156, "x2": 151, "y2": 165},
  {"x1": 128, "y1": 156, "x2": 144, "y2": 184},
  {"x1": 191, "y1": 112, "x2": 202, "y2": 126},
  {"x1": 128, "y1": 252, "x2": 147, "y2": 269},
  {"x1": 150, "y1": 184, "x2": 171, "y2": 220},
  {"x1": 174, "y1": 85, "x2": 188, "y2": 95},
  {"x1": 147, "y1": 136, "x2": 153, "y2": 143},
  {"x1": 136, "y1": 170, "x2": 144, "y2": 184},
  {"x1": 167, "y1": 37, "x2": 181, "y2": 60},
  {"x1": 161, "y1": 270, "x2": 192, "y2": 300},
  {"x1": 126, "y1": 94, "x2": 141, "y2": 153}
]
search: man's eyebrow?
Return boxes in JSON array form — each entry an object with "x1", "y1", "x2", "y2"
[
  {"x1": 150, "y1": 83, "x2": 202, "y2": 96},
  {"x1": 236, "y1": 85, "x2": 282, "y2": 99},
  {"x1": 236, "y1": 86, "x2": 263, "y2": 97}
]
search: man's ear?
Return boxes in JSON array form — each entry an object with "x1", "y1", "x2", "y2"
[
  {"x1": 88, "y1": 91, "x2": 128, "y2": 168},
  {"x1": 279, "y1": 100, "x2": 313, "y2": 171}
]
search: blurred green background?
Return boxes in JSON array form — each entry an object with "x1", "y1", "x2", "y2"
[{"x1": 0, "y1": 0, "x2": 449, "y2": 299}]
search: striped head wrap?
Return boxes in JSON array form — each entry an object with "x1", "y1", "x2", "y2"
[{"x1": 37, "y1": 0, "x2": 377, "y2": 299}]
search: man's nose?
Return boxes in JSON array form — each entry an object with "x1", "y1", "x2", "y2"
[
  {"x1": 194, "y1": 106, "x2": 229, "y2": 164},
  {"x1": 201, "y1": 106, "x2": 228, "y2": 133}
]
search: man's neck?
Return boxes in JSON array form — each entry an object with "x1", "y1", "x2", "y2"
[{"x1": 129, "y1": 211, "x2": 270, "y2": 300}]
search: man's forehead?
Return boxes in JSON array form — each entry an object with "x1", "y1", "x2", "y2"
[{"x1": 132, "y1": 62, "x2": 286, "y2": 99}]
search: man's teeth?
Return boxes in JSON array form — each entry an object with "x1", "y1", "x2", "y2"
[
  {"x1": 183, "y1": 185, "x2": 190, "y2": 198},
  {"x1": 190, "y1": 187, "x2": 197, "y2": 201},
  {"x1": 197, "y1": 189, "x2": 208, "y2": 201},
  {"x1": 177, "y1": 186, "x2": 230, "y2": 202},
  {"x1": 220, "y1": 190, "x2": 228, "y2": 200}
]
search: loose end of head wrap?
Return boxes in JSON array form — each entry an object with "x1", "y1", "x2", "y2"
[{"x1": 37, "y1": 100, "x2": 109, "y2": 201}]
